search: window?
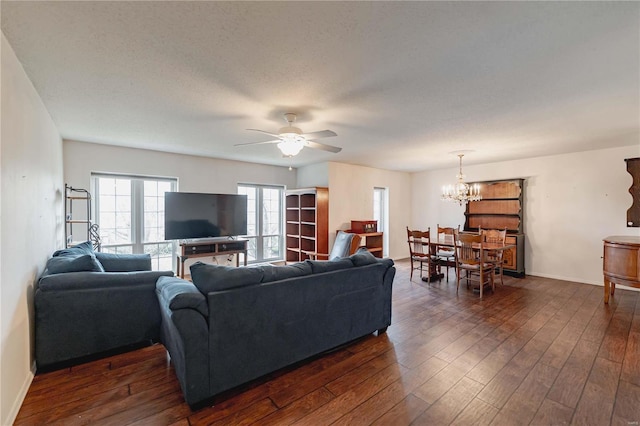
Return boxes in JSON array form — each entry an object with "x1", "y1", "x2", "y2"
[
  {"x1": 93, "y1": 174, "x2": 177, "y2": 270},
  {"x1": 373, "y1": 187, "x2": 389, "y2": 257},
  {"x1": 238, "y1": 184, "x2": 284, "y2": 263}
]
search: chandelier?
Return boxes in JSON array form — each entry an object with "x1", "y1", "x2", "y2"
[{"x1": 441, "y1": 153, "x2": 482, "y2": 205}]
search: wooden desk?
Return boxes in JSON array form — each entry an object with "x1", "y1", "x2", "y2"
[
  {"x1": 603, "y1": 236, "x2": 640, "y2": 304},
  {"x1": 177, "y1": 238, "x2": 248, "y2": 279}
]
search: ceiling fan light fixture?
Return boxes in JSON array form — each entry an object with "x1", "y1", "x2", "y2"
[{"x1": 277, "y1": 135, "x2": 306, "y2": 157}]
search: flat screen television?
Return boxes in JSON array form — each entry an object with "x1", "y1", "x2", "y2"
[{"x1": 164, "y1": 192, "x2": 248, "y2": 240}]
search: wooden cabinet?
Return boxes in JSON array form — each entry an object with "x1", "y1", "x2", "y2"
[
  {"x1": 603, "y1": 236, "x2": 640, "y2": 303},
  {"x1": 285, "y1": 187, "x2": 329, "y2": 262},
  {"x1": 465, "y1": 179, "x2": 525, "y2": 276}
]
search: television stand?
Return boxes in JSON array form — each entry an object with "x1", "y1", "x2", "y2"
[{"x1": 177, "y1": 238, "x2": 249, "y2": 278}]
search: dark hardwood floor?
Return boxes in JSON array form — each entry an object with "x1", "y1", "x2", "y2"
[{"x1": 16, "y1": 260, "x2": 640, "y2": 425}]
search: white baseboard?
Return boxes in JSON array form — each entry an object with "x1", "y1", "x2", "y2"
[
  {"x1": 3, "y1": 361, "x2": 36, "y2": 426},
  {"x1": 525, "y1": 271, "x2": 601, "y2": 286},
  {"x1": 525, "y1": 272, "x2": 640, "y2": 293}
]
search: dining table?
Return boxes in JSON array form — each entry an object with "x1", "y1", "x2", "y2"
[{"x1": 421, "y1": 234, "x2": 516, "y2": 283}]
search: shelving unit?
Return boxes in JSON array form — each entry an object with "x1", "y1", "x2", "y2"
[
  {"x1": 285, "y1": 187, "x2": 329, "y2": 262},
  {"x1": 464, "y1": 179, "x2": 525, "y2": 276},
  {"x1": 346, "y1": 220, "x2": 384, "y2": 258},
  {"x1": 64, "y1": 184, "x2": 101, "y2": 249}
]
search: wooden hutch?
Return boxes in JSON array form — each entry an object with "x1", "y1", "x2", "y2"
[{"x1": 464, "y1": 178, "x2": 525, "y2": 276}]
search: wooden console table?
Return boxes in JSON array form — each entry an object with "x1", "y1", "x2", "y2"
[
  {"x1": 177, "y1": 238, "x2": 248, "y2": 278},
  {"x1": 603, "y1": 236, "x2": 640, "y2": 303}
]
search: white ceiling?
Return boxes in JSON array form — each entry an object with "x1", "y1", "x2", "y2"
[{"x1": 2, "y1": 1, "x2": 638, "y2": 172}]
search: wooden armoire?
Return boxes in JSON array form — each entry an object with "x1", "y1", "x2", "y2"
[{"x1": 464, "y1": 179, "x2": 525, "y2": 276}]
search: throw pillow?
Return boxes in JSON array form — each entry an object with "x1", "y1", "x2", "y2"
[
  {"x1": 52, "y1": 241, "x2": 94, "y2": 257},
  {"x1": 190, "y1": 262, "x2": 264, "y2": 294},
  {"x1": 305, "y1": 258, "x2": 354, "y2": 274},
  {"x1": 45, "y1": 254, "x2": 105, "y2": 274},
  {"x1": 260, "y1": 262, "x2": 312, "y2": 283},
  {"x1": 349, "y1": 247, "x2": 379, "y2": 266}
]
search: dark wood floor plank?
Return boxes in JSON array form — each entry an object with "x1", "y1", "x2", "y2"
[
  {"x1": 334, "y1": 355, "x2": 450, "y2": 426},
  {"x1": 14, "y1": 386, "x2": 130, "y2": 425},
  {"x1": 490, "y1": 362, "x2": 559, "y2": 425},
  {"x1": 412, "y1": 377, "x2": 484, "y2": 425},
  {"x1": 256, "y1": 388, "x2": 334, "y2": 426},
  {"x1": 530, "y1": 398, "x2": 574, "y2": 425},
  {"x1": 14, "y1": 262, "x2": 639, "y2": 426},
  {"x1": 612, "y1": 380, "x2": 640, "y2": 425},
  {"x1": 546, "y1": 339, "x2": 601, "y2": 408},
  {"x1": 465, "y1": 328, "x2": 536, "y2": 385},
  {"x1": 324, "y1": 349, "x2": 399, "y2": 396},
  {"x1": 621, "y1": 331, "x2": 640, "y2": 387},
  {"x1": 450, "y1": 397, "x2": 499, "y2": 426},
  {"x1": 290, "y1": 363, "x2": 408, "y2": 425},
  {"x1": 194, "y1": 398, "x2": 277, "y2": 426},
  {"x1": 571, "y1": 357, "x2": 622, "y2": 425},
  {"x1": 269, "y1": 337, "x2": 395, "y2": 407},
  {"x1": 370, "y1": 394, "x2": 429, "y2": 426}
]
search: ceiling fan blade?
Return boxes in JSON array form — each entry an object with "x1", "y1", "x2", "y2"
[
  {"x1": 234, "y1": 139, "x2": 280, "y2": 147},
  {"x1": 305, "y1": 140, "x2": 342, "y2": 153},
  {"x1": 301, "y1": 130, "x2": 337, "y2": 139},
  {"x1": 246, "y1": 128, "x2": 281, "y2": 138}
]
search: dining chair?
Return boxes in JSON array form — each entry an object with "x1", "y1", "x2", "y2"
[
  {"x1": 480, "y1": 228, "x2": 507, "y2": 285},
  {"x1": 454, "y1": 232, "x2": 495, "y2": 299},
  {"x1": 435, "y1": 225, "x2": 459, "y2": 281},
  {"x1": 407, "y1": 227, "x2": 439, "y2": 282}
]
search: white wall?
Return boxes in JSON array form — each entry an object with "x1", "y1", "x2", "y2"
[
  {"x1": 296, "y1": 162, "x2": 329, "y2": 188},
  {"x1": 64, "y1": 140, "x2": 297, "y2": 268},
  {"x1": 64, "y1": 140, "x2": 297, "y2": 194},
  {"x1": 328, "y1": 162, "x2": 411, "y2": 260},
  {"x1": 1, "y1": 33, "x2": 64, "y2": 425},
  {"x1": 411, "y1": 146, "x2": 640, "y2": 286}
]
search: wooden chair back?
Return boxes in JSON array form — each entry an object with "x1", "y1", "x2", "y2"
[
  {"x1": 455, "y1": 233, "x2": 484, "y2": 266},
  {"x1": 437, "y1": 224, "x2": 458, "y2": 243},
  {"x1": 480, "y1": 228, "x2": 507, "y2": 245},
  {"x1": 407, "y1": 227, "x2": 431, "y2": 258}
]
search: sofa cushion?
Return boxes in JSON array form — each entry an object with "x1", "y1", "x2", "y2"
[
  {"x1": 305, "y1": 258, "x2": 354, "y2": 274},
  {"x1": 260, "y1": 262, "x2": 312, "y2": 283},
  {"x1": 349, "y1": 248, "x2": 379, "y2": 266},
  {"x1": 45, "y1": 254, "x2": 105, "y2": 275},
  {"x1": 96, "y1": 252, "x2": 151, "y2": 272},
  {"x1": 52, "y1": 241, "x2": 94, "y2": 257},
  {"x1": 190, "y1": 262, "x2": 264, "y2": 294}
]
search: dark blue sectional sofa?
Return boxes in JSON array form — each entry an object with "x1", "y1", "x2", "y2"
[
  {"x1": 156, "y1": 249, "x2": 396, "y2": 407},
  {"x1": 35, "y1": 241, "x2": 173, "y2": 369}
]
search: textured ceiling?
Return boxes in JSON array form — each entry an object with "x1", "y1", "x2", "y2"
[{"x1": 1, "y1": 1, "x2": 638, "y2": 171}]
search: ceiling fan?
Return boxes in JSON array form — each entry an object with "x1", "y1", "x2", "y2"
[{"x1": 235, "y1": 113, "x2": 341, "y2": 157}]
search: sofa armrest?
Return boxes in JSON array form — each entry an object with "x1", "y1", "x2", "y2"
[
  {"x1": 156, "y1": 276, "x2": 210, "y2": 406},
  {"x1": 38, "y1": 270, "x2": 174, "y2": 292},
  {"x1": 156, "y1": 276, "x2": 208, "y2": 317}
]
